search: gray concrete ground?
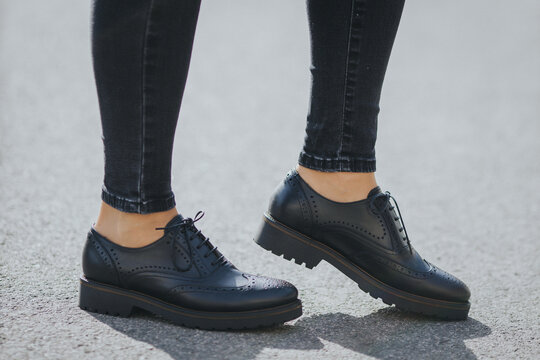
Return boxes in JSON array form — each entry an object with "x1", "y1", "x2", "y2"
[{"x1": 1, "y1": 0, "x2": 539, "y2": 359}]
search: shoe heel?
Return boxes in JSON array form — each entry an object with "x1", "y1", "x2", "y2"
[
  {"x1": 79, "y1": 278, "x2": 133, "y2": 317},
  {"x1": 254, "y1": 215, "x2": 323, "y2": 269}
]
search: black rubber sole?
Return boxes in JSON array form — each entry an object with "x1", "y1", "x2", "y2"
[
  {"x1": 79, "y1": 276, "x2": 302, "y2": 330},
  {"x1": 254, "y1": 213, "x2": 470, "y2": 320}
]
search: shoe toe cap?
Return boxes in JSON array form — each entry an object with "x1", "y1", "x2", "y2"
[
  {"x1": 250, "y1": 275, "x2": 299, "y2": 306},
  {"x1": 427, "y1": 264, "x2": 471, "y2": 303},
  {"x1": 223, "y1": 274, "x2": 298, "y2": 311}
]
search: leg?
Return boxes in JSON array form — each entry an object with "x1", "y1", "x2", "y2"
[
  {"x1": 255, "y1": 0, "x2": 471, "y2": 320},
  {"x1": 91, "y1": 0, "x2": 201, "y2": 246},
  {"x1": 81, "y1": 0, "x2": 302, "y2": 329},
  {"x1": 298, "y1": 0, "x2": 405, "y2": 201}
]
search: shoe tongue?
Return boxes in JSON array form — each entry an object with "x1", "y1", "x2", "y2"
[
  {"x1": 367, "y1": 186, "x2": 382, "y2": 198},
  {"x1": 165, "y1": 214, "x2": 184, "y2": 227}
]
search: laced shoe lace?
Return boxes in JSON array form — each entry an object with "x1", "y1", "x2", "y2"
[
  {"x1": 369, "y1": 191, "x2": 413, "y2": 254},
  {"x1": 156, "y1": 211, "x2": 227, "y2": 267}
]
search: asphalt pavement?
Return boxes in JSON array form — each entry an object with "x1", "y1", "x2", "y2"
[{"x1": 1, "y1": 0, "x2": 539, "y2": 359}]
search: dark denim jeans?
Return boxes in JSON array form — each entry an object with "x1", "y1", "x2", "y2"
[{"x1": 92, "y1": 0, "x2": 405, "y2": 214}]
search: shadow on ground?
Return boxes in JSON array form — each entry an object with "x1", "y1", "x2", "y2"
[{"x1": 91, "y1": 307, "x2": 491, "y2": 359}]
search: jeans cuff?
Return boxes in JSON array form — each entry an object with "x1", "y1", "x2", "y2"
[
  {"x1": 298, "y1": 151, "x2": 376, "y2": 172},
  {"x1": 101, "y1": 187, "x2": 176, "y2": 214}
]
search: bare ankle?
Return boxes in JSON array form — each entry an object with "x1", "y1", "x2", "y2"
[
  {"x1": 296, "y1": 165, "x2": 377, "y2": 202},
  {"x1": 94, "y1": 202, "x2": 178, "y2": 248}
]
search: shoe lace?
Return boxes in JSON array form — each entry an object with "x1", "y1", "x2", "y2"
[
  {"x1": 369, "y1": 191, "x2": 413, "y2": 254},
  {"x1": 156, "y1": 211, "x2": 227, "y2": 267}
]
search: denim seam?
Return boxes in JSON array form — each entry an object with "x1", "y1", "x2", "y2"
[
  {"x1": 139, "y1": 0, "x2": 155, "y2": 213},
  {"x1": 341, "y1": 0, "x2": 369, "y2": 168},
  {"x1": 337, "y1": 0, "x2": 357, "y2": 170}
]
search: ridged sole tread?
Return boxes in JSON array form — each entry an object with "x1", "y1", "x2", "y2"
[{"x1": 79, "y1": 277, "x2": 302, "y2": 330}]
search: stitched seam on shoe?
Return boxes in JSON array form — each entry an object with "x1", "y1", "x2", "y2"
[
  {"x1": 127, "y1": 266, "x2": 186, "y2": 275},
  {"x1": 94, "y1": 235, "x2": 122, "y2": 286},
  {"x1": 170, "y1": 286, "x2": 250, "y2": 293},
  {"x1": 91, "y1": 237, "x2": 113, "y2": 270},
  {"x1": 293, "y1": 174, "x2": 313, "y2": 229},
  {"x1": 318, "y1": 224, "x2": 393, "y2": 254},
  {"x1": 371, "y1": 255, "x2": 429, "y2": 279}
]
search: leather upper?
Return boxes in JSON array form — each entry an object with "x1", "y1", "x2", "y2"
[
  {"x1": 268, "y1": 170, "x2": 470, "y2": 303},
  {"x1": 82, "y1": 214, "x2": 298, "y2": 311}
]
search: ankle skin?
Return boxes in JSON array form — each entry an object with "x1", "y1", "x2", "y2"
[
  {"x1": 296, "y1": 165, "x2": 378, "y2": 202},
  {"x1": 94, "y1": 202, "x2": 178, "y2": 248}
]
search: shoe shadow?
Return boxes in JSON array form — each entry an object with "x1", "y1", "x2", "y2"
[
  {"x1": 293, "y1": 309, "x2": 491, "y2": 360},
  {"x1": 90, "y1": 307, "x2": 490, "y2": 360}
]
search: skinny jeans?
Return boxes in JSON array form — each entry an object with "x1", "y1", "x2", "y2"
[{"x1": 92, "y1": 0, "x2": 405, "y2": 214}]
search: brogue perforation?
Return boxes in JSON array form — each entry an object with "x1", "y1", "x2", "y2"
[
  {"x1": 80, "y1": 211, "x2": 302, "y2": 329},
  {"x1": 254, "y1": 169, "x2": 471, "y2": 320}
]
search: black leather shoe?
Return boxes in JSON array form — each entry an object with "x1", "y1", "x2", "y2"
[
  {"x1": 254, "y1": 170, "x2": 470, "y2": 320},
  {"x1": 79, "y1": 211, "x2": 301, "y2": 330}
]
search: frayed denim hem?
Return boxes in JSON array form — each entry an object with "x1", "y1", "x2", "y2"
[
  {"x1": 101, "y1": 186, "x2": 176, "y2": 214},
  {"x1": 298, "y1": 151, "x2": 376, "y2": 173}
]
